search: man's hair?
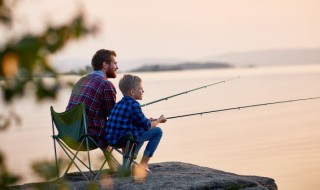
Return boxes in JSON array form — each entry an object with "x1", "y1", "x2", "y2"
[
  {"x1": 91, "y1": 49, "x2": 117, "y2": 70},
  {"x1": 119, "y1": 74, "x2": 142, "y2": 96}
]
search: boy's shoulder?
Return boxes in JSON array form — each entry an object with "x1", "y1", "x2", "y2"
[{"x1": 121, "y1": 96, "x2": 140, "y2": 106}]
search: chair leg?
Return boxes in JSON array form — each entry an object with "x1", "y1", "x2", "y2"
[
  {"x1": 58, "y1": 140, "x2": 90, "y2": 181},
  {"x1": 94, "y1": 149, "x2": 121, "y2": 180},
  {"x1": 85, "y1": 137, "x2": 93, "y2": 180},
  {"x1": 53, "y1": 137, "x2": 60, "y2": 180},
  {"x1": 105, "y1": 149, "x2": 121, "y2": 170},
  {"x1": 120, "y1": 141, "x2": 135, "y2": 177}
]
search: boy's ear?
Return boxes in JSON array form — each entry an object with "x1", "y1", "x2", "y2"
[{"x1": 130, "y1": 89, "x2": 134, "y2": 96}]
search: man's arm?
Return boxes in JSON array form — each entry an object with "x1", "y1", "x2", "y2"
[{"x1": 103, "y1": 81, "x2": 117, "y2": 116}]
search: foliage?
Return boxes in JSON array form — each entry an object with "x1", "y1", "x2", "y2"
[
  {"x1": 31, "y1": 159, "x2": 66, "y2": 181},
  {"x1": 0, "y1": 151, "x2": 20, "y2": 188},
  {"x1": 0, "y1": 0, "x2": 96, "y2": 125},
  {"x1": 0, "y1": 0, "x2": 97, "y2": 188},
  {"x1": 30, "y1": 158, "x2": 103, "y2": 190},
  {"x1": 0, "y1": 0, "x2": 12, "y2": 26},
  {"x1": 0, "y1": 2, "x2": 96, "y2": 102}
]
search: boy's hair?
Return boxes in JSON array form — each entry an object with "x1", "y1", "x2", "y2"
[
  {"x1": 119, "y1": 74, "x2": 142, "y2": 96},
  {"x1": 91, "y1": 49, "x2": 117, "y2": 70}
]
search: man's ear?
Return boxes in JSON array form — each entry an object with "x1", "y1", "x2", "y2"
[{"x1": 103, "y1": 62, "x2": 108, "y2": 69}]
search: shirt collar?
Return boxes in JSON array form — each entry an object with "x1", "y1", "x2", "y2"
[
  {"x1": 92, "y1": 70, "x2": 106, "y2": 78},
  {"x1": 123, "y1": 95, "x2": 139, "y2": 103}
]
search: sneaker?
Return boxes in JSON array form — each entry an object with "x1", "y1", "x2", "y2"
[
  {"x1": 132, "y1": 164, "x2": 148, "y2": 182},
  {"x1": 145, "y1": 168, "x2": 152, "y2": 173}
]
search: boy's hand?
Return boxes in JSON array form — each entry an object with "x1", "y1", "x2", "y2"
[{"x1": 158, "y1": 115, "x2": 167, "y2": 123}]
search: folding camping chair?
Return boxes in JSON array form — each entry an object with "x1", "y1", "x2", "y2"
[{"x1": 50, "y1": 103, "x2": 136, "y2": 181}]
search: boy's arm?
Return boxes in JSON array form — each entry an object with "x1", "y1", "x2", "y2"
[
  {"x1": 150, "y1": 115, "x2": 167, "y2": 129},
  {"x1": 131, "y1": 102, "x2": 151, "y2": 130}
]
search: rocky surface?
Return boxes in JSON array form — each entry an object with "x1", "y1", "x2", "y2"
[{"x1": 10, "y1": 162, "x2": 277, "y2": 190}]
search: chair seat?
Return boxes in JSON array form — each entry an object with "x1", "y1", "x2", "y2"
[
  {"x1": 112, "y1": 133, "x2": 136, "y2": 148},
  {"x1": 52, "y1": 134, "x2": 98, "y2": 151}
]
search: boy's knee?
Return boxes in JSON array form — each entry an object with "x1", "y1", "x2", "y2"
[{"x1": 154, "y1": 127, "x2": 163, "y2": 137}]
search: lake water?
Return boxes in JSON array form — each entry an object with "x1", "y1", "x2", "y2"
[{"x1": 1, "y1": 64, "x2": 320, "y2": 189}]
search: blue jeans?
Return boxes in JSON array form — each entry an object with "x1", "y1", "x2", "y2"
[{"x1": 134, "y1": 127, "x2": 163, "y2": 157}]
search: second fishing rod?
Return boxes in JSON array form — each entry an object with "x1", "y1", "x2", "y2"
[
  {"x1": 166, "y1": 96, "x2": 320, "y2": 120},
  {"x1": 140, "y1": 76, "x2": 240, "y2": 107}
]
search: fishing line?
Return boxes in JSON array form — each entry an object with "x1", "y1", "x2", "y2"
[{"x1": 167, "y1": 96, "x2": 320, "y2": 120}]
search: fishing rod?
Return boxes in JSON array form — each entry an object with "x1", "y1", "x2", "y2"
[
  {"x1": 140, "y1": 76, "x2": 240, "y2": 107},
  {"x1": 167, "y1": 96, "x2": 320, "y2": 120}
]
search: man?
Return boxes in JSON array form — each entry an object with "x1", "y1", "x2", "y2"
[{"x1": 66, "y1": 49, "x2": 118, "y2": 149}]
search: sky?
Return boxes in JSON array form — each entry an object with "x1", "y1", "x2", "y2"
[{"x1": 5, "y1": 0, "x2": 320, "y2": 71}]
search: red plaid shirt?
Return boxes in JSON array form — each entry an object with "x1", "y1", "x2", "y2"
[{"x1": 66, "y1": 71, "x2": 116, "y2": 147}]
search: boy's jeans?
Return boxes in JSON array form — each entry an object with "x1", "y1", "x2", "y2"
[{"x1": 134, "y1": 127, "x2": 162, "y2": 157}]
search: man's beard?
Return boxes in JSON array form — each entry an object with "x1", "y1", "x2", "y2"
[{"x1": 106, "y1": 69, "x2": 117, "y2": 78}]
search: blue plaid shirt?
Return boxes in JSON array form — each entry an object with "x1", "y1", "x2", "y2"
[{"x1": 105, "y1": 96, "x2": 151, "y2": 145}]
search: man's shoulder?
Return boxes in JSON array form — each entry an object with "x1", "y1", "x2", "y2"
[
  {"x1": 77, "y1": 73, "x2": 98, "y2": 83},
  {"x1": 101, "y1": 80, "x2": 116, "y2": 90},
  {"x1": 85, "y1": 74, "x2": 115, "y2": 87}
]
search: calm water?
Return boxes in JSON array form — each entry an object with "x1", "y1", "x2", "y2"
[{"x1": 1, "y1": 65, "x2": 320, "y2": 189}]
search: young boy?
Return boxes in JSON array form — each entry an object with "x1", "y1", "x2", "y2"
[{"x1": 104, "y1": 74, "x2": 166, "y2": 176}]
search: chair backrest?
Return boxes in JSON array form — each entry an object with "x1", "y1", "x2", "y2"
[{"x1": 51, "y1": 103, "x2": 96, "y2": 150}]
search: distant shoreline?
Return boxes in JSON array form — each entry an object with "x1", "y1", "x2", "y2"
[{"x1": 130, "y1": 62, "x2": 233, "y2": 72}]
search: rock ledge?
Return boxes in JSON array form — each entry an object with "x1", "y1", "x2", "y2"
[{"x1": 12, "y1": 162, "x2": 277, "y2": 190}]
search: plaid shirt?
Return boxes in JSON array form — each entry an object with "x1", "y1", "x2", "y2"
[
  {"x1": 66, "y1": 70, "x2": 116, "y2": 141},
  {"x1": 105, "y1": 96, "x2": 151, "y2": 145}
]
